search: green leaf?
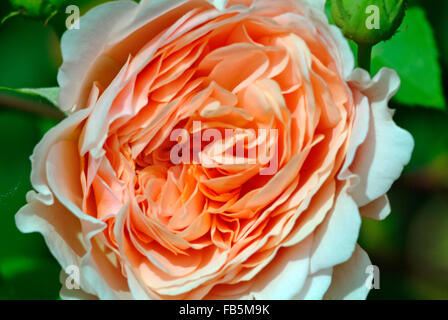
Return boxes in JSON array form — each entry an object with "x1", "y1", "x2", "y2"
[
  {"x1": 393, "y1": 107, "x2": 448, "y2": 172},
  {"x1": 18, "y1": 87, "x2": 60, "y2": 107},
  {"x1": 0, "y1": 86, "x2": 59, "y2": 108},
  {"x1": 371, "y1": 7, "x2": 445, "y2": 109},
  {"x1": 0, "y1": 256, "x2": 61, "y2": 299},
  {"x1": 0, "y1": 256, "x2": 46, "y2": 279}
]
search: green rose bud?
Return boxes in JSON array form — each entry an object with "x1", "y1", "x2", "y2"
[
  {"x1": 331, "y1": 0, "x2": 406, "y2": 45},
  {"x1": 8, "y1": 0, "x2": 65, "y2": 19}
]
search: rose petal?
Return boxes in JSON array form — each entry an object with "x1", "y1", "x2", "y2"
[
  {"x1": 247, "y1": 235, "x2": 313, "y2": 299},
  {"x1": 349, "y1": 68, "x2": 414, "y2": 207},
  {"x1": 323, "y1": 245, "x2": 372, "y2": 300},
  {"x1": 293, "y1": 267, "x2": 332, "y2": 300},
  {"x1": 310, "y1": 185, "x2": 361, "y2": 274},
  {"x1": 359, "y1": 195, "x2": 391, "y2": 220}
]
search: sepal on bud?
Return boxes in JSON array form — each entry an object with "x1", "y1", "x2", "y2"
[{"x1": 2, "y1": 0, "x2": 65, "y2": 24}]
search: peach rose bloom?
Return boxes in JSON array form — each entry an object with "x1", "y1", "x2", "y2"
[{"x1": 16, "y1": 0, "x2": 414, "y2": 299}]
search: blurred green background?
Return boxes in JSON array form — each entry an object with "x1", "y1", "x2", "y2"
[{"x1": 0, "y1": 0, "x2": 447, "y2": 299}]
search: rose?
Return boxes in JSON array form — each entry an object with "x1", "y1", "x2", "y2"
[{"x1": 16, "y1": 0, "x2": 413, "y2": 300}]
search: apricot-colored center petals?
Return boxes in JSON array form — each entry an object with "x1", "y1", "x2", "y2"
[{"x1": 75, "y1": 5, "x2": 354, "y2": 299}]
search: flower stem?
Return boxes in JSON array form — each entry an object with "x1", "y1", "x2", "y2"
[
  {"x1": 357, "y1": 43, "x2": 372, "y2": 73},
  {"x1": 0, "y1": 94, "x2": 66, "y2": 121}
]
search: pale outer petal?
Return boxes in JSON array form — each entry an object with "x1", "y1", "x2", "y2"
[
  {"x1": 57, "y1": 0, "x2": 137, "y2": 111},
  {"x1": 310, "y1": 184, "x2": 361, "y2": 274},
  {"x1": 359, "y1": 195, "x2": 391, "y2": 221},
  {"x1": 302, "y1": 0, "x2": 325, "y2": 11},
  {"x1": 59, "y1": 270, "x2": 98, "y2": 300},
  {"x1": 16, "y1": 191, "x2": 86, "y2": 272},
  {"x1": 247, "y1": 235, "x2": 313, "y2": 299},
  {"x1": 347, "y1": 68, "x2": 414, "y2": 208},
  {"x1": 205, "y1": 236, "x2": 313, "y2": 300},
  {"x1": 323, "y1": 245, "x2": 372, "y2": 300},
  {"x1": 16, "y1": 87, "x2": 131, "y2": 299},
  {"x1": 209, "y1": 0, "x2": 228, "y2": 10},
  {"x1": 293, "y1": 268, "x2": 332, "y2": 300}
]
